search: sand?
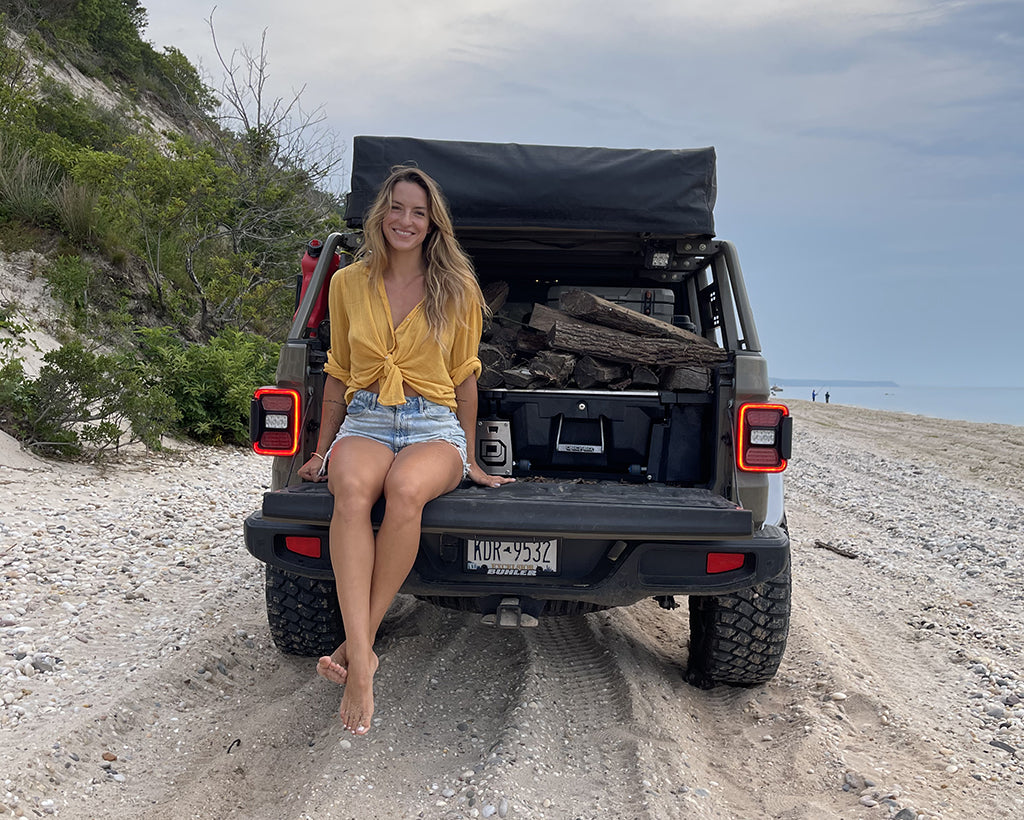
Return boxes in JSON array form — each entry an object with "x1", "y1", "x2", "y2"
[{"x1": 3, "y1": 255, "x2": 1023, "y2": 818}]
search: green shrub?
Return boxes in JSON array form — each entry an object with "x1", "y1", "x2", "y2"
[
  {"x1": 46, "y1": 254, "x2": 94, "y2": 322},
  {"x1": 0, "y1": 340, "x2": 179, "y2": 459},
  {"x1": 0, "y1": 310, "x2": 36, "y2": 359},
  {"x1": 0, "y1": 356, "x2": 78, "y2": 456},
  {"x1": 145, "y1": 45, "x2": 218, "y2": 116},
  {"x1": 34, "y1": 76, "x2": 133, "y2": 153},
  {"x1": 0, "y1": 22, "x2": 35, "y2": 140},
  {"x1": 0, "y1": 217, "x2": 49, "y2": 252},
  {"x1": 51, "y1": 179, "x2": 100, "y2": 245},
  {"x1": 0, "y1": 140, "x2": 58, "y2": 225},
  {"x1": 137, "y1": 327, "x2": 278, "y2": 445}
]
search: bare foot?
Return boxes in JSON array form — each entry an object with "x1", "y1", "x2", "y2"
[
  {"x1": 339, "y1": 650, "x2": 378, "y2": 735},
  {"x1": 316, "y1": 642, "x2": 379, "y2": 687},
  {"x1": 316, "y1": 642, "x2": 349, "y2": 685}
]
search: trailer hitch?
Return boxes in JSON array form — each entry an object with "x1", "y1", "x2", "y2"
[{"x1": 482, "y1": 597, "x2": 539, "y2": 628}]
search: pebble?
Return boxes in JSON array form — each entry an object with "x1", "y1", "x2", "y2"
[
  {"x1": 0, "y1": 441, "x2": 269, "y2": 820},
  {"x1": 843, "y1": 772, "x2": 866, "y2": 791},
  {"x1": 791, "y1": 420, "x2": 1024, "y2": 785},
  {"x1": 2, "y1": 371, "x2": 1024, "y2": 817}
]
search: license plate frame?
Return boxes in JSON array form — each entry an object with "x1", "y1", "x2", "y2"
[{"x1": 465, "y1": 537, "x2": 559, "y2": 576}]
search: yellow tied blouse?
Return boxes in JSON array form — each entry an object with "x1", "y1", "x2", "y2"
[{"x1": 323, "y1": 262, "x2": 483, "y2": 409}]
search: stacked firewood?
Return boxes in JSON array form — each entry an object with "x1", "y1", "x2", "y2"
[{"x1": 479, "y1": 283, "x2": 728, "y2": 392}]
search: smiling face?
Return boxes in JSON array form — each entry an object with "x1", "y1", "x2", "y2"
[{"x1": 382, "y1": 180, "x2": 431, "y2": 254}]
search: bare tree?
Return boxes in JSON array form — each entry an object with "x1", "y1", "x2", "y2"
[{"x1": 177, "y1": 9, "x2": 345, "y2": 332}]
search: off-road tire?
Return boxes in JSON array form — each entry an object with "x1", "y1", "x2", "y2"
[
  {"x1": 265, "y1": 566, "x2": 345, "y2": 656},
  {"x1": 685, "y1": 558, "x2": 791, "y2": 688}
]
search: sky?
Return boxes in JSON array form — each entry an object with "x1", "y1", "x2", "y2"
[{"x1": 142, "y1": 0, "x2": 1024, "y2": 388}]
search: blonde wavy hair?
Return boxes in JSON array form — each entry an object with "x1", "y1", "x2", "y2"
[{"x1": 356, "y1": 165, "x2": 487, "y2": 340}]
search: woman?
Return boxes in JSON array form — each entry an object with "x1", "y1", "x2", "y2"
[{"x1": 296, "y1": 166, "x2": 515, "y2": 735}]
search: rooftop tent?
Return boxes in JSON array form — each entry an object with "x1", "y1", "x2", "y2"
[{"x1": 345, "y1": 136, "x2": 717, "y2": 236}]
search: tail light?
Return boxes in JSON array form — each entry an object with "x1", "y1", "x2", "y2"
[
  {"x1": 251, "y1": 387, "x2": 301, "y2": 457},
  {"x1": 285, "y1": 536, "x2": 322, "y2": 558},
  {"x1": 736, "y1": 402, "x2": 791, "y2": 473},
  {"x1": 707, "y1": 552, "x2": 746, "y2": 573}
]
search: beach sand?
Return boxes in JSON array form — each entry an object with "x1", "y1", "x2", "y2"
[{"x1": 3, "y1": 254, "x2": 1023, "y2": 817}]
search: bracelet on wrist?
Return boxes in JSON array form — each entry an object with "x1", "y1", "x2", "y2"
[{"x1": 311, "y1": 452, "x2": 325, "y2": 461}]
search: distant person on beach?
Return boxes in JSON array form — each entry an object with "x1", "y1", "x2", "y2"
[
  {"x1": 812, "y1": 390, "x2": 817, "y2": 402},
  {"x1": 825, "y1": 391, "x2": 830, "y2": 403}
]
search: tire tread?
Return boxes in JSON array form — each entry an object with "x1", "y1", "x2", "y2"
[
  {"x1": 265, "y1": 566, "x2": 344, "y2": 656},
  {"x1": 686, "y1": 560, "x2": 791, "y2": 688}
]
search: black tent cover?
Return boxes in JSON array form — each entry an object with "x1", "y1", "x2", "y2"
[{"x1": 345, "y1": 136, "x2": 716, "y2": 236}]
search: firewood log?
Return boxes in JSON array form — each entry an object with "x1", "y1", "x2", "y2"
[
  {"x1": 515, "y1": 327, "x2": 549, "y2": 355},
  {"x1": 527, "y1": 351, "x2": 575, "y2": 387},
  {"x1": 661, "y1": 365, "x2": 711, "y2": 392},
  {"x1": 479, "y1": 343, "x2": 509, "y2": 371},
  {"x1": 530, "y1": 304, "x2": 727, "y2": 366},
  {"x1": 574, "y1": 356, "x2": 627, "y2": 389},
  {"x1": 502, "y1": 366, "x2": 544, "y2": 389},
  {"x1": 557, "y1": 288, "x2": 716, "y2": 348},
  {"x1": 527, "y1": 303, "x2": 564, "y2": 333},
  {"x1": 483, "y1": 281, "x2": 509, "y2": 314},
  {"x1": 487, "y1": 324, "x2": 520, "y2": 352},
  {"x1": 630, "y1": 365, "x2": 660, "y2": 388}
]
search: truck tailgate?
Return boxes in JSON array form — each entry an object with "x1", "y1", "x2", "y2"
[{"x1": 260, "y1": 481, "x2": 751, "y2": 540}]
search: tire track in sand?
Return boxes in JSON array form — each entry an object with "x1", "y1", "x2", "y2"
[
  {"x1": 462, "y1": 614, "x2": 649, "y2": 820},
  {"x1": 144, "y1": 597, "x2": 533, "y2": 820}
]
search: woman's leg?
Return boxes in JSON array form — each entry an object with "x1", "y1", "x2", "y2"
[
  {"x1": 321, "y1": 435, "x2": 394, "y2": 733},
  {"x1": 334, "y1": 440, "x2": 463, "y2": 734},
  {"x1": 369, "y1": 440, "x2": 464, "y2": 631}
]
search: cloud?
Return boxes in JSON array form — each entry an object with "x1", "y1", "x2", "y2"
[
  {"x1": 141, "y1": 0, "x2": 1024, "y2": 386},
  {"x1": 148, "y1": 1, "x2": 1019, "y2": 150}
]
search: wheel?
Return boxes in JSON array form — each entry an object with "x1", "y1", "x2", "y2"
[
  {"x1": 265, "y1": 566, "x2": 345, "y2": 656},
  {"x1": 685, "y1": 558, "x2": 791, "y2": 688}
]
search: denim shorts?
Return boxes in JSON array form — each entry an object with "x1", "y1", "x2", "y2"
[{"x1": 326, "y1": 390, "x2": 469, "y2": 476}]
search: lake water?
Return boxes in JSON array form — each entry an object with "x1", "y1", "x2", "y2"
[{"x1": 773, "y1": 384, "x2": 1024, "y2": 428}]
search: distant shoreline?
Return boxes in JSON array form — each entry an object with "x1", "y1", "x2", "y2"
[
  {"x1": 772, "y1": 378, "x2": 899, "y2": 388},
  {"x1": 783, "y1": 393, "x2": 1023, "y2": 428}
]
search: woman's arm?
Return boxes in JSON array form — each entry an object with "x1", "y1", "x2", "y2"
[
  {"x1": 454, "y1": 374, "x2": 515, "y2": 488},
  {"x1": 297, "y1": 374, "x2": 348, "y2": 482}
]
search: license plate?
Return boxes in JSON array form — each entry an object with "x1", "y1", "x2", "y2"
[{"x1": 466, "y1": 538, "x2": 558, "y2": 576}]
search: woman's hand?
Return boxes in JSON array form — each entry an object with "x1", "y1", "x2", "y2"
[
  {"x1": 467, "y1": 462, "x2": 516, "y2": 488},
  {"x1": 297, "y1": 455, "x2": 328, "y2": 482}
]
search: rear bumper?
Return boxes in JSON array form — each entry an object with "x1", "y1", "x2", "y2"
[{"x1": 243, "y1": 481, "x2": 789, "y2": 607}]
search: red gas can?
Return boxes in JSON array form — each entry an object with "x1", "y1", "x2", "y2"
[{"x1": 296, "y1": 239, "x2": 340, "y2": 335}]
